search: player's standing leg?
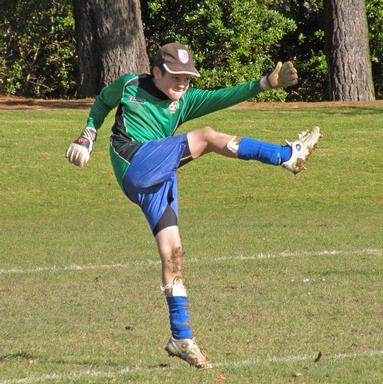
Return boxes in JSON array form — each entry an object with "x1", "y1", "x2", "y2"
[
  {"x1": 155, "y1": 226, "x2": 212, "y2": 368},
  {"x1": 121, "y1": 135, "x2": 212, "y2": 368}
]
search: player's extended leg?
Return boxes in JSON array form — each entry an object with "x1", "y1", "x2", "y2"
[
  {"x1": 155, "y1": 225, "x2": 212, "y2": 369},
  {"x1": 187, "y1": 126, "x2": 321, "y2": 174}
]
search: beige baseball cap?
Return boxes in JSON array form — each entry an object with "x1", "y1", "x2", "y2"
[{"x1": 153, "y1": 42, "x2": 200, "y2": 77}]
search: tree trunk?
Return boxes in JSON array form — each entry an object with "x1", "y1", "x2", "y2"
[
  {"x1": 73, "y1": 0, "x2": 150, "y2": 98},
  {"x1": 324, "y1": 0, "x2": 375, "y2": 101}
]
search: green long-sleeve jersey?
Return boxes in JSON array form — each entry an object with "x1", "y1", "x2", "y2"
[{"x1": 86, "y1": 73, "x2": 262, "y2": 184}]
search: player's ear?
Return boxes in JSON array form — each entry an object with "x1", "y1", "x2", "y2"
[{"x1": 153, "y1": 66, "x2": 162, "y2": 80}]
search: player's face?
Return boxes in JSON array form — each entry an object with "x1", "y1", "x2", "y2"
[{"x1": 153, "y1": 68, "x2": 191, "y2": 100}]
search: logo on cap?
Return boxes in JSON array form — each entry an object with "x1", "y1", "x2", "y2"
[{"x1": 178, "y1": 49, "x2": 189, "y2": 64}]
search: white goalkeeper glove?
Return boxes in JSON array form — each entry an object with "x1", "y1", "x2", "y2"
[
  {"x1": 65, "y1": 127, "x2": 97, "y2": 167},
  {"x1": 260, "y1": 61, "x2": 298, "y2": 90}
]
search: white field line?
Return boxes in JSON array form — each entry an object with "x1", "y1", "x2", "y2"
[
  {"x1": 0, "y1": 248, "x2": 381, "y2": 275},
  {"x1": 1, "y1": 349, "x2": 382, "y2": 384}
]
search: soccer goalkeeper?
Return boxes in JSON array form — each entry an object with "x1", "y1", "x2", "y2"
[{"x1": 66, "y1": 42, "x2": 321, "y2": 369}]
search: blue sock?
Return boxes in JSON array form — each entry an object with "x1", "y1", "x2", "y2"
[
  {"x1": 166, "y1": 296, "x2": 192, "y2": 339},
  {"x1": 237, "y1": 137, "x2": 292, "y2": 165}
]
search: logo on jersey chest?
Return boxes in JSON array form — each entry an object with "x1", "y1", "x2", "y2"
[
  {"x1": 128, "y1": 96, "x2": 146, "y2": 104},
  {"x1": 168, "y1": 101, "x2": 179, "y2": 114}
]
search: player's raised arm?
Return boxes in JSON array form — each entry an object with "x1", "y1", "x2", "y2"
[{"x1": 181, "y1": 61, "x2": 298, "y2": 123}]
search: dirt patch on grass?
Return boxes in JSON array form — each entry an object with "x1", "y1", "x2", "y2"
[
  {"x1": 0, "y1": 96, "x2": 382, "y2": 110},
  {"x1": 0, "y1": 96, "x2": 94, "y2": 110}
]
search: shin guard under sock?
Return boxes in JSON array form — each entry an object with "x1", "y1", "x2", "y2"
[
  {"x1": 166, "y1": 296, "x2": 192, "y2": 339},
  {"x1": 237, "y1": 137, "x2": 291, "y2": 165}
]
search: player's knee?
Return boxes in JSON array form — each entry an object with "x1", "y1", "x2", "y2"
[
  {"x1": 199, "y1": 126, "x2": 217, "y2": 141},
  {"x1": 191, "y1": 126, "x2": 215, "y2": 142}
]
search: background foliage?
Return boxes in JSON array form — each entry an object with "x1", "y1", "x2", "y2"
[
  {"x1": 273, "y1": 0, "x2": 383, "y2": 101},
  {"x1": 367, "y1": 0, "x2": 383, "y2": 99},
  {"x1": 0, "y1": 0, "x2": 381, "y2": 100},
  {"x1": 141, "y1": 0, "x2": 296, "y2": 101},
  {"x1": 0, "y1": 0, "x2": 76, "y2": 98},
  {"x1": 272, "y1": 0, "x2": 327, "y2": 101}
]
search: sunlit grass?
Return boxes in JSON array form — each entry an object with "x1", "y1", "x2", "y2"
[{"x1": 0, "y1": 105, "x2": 382, "y2": 383}]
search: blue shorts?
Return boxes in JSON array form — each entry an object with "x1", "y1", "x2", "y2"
[{"x1": 122, "y1": 134, "x2": 190, "y2": 234}]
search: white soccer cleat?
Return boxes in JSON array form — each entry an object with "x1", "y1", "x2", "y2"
[
  {"x1": 282, "y1": 126, "x2": 321, "y2": 174},
  {"x1": 165, "y1": 337, "x2": 212, "y2": 369}
]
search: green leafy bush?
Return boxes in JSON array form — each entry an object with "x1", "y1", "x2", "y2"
[
  {"x1": 0, "y1": 0, "x2": 381, "y2": 100},
  {"x1": 142, "y1": 0, "x2": 296, "y2": 101},
  {"x1": 0, "y1": 0, "x2": 76, "y2": 98},
  {"x1": 271, "y1": 0, "x2": 328, "y2": 101},
  {"x1": 367, "y1": 0, "x2": 383, "y2": 99}
]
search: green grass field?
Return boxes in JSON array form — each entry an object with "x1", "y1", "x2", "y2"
[{"x1": 0, "y1": 105, "x2": 382, "y2": 383}]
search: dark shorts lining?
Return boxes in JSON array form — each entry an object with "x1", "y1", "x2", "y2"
[{"x1": 153, "y1": 205, "x2": 178, "y2": 236}]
